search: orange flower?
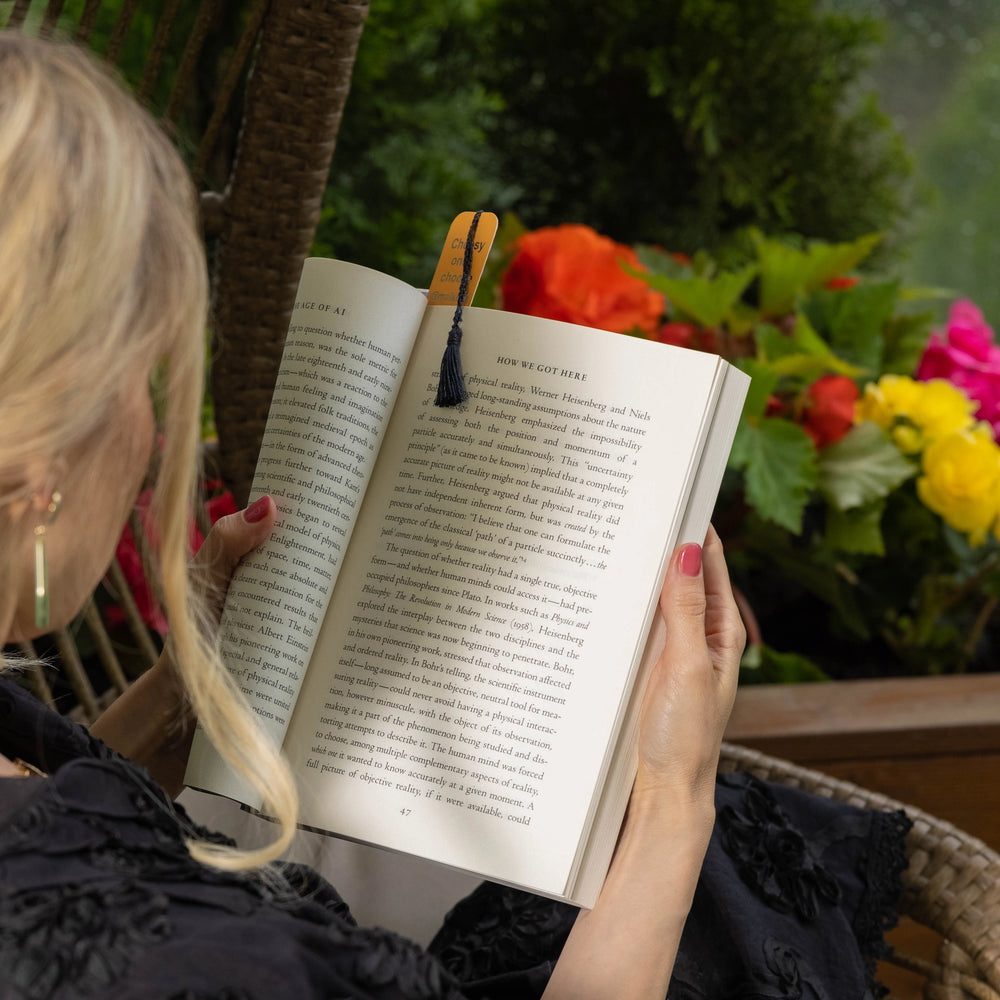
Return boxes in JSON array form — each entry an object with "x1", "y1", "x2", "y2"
[{"x1": 500, "y1": 224, "x2": 664, "y2": 335}]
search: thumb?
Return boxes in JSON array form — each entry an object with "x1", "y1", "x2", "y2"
[
  {"x1": 659, "y1": 541, "x2": 707, "y2": 649},
  {"x1": 194, "y1": 495, "x2": 277, "y2": 615}
]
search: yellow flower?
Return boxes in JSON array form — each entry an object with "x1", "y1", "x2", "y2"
[
  {"x1": 917, "y1": 426, "x2": 1000, "y2": 545},
  {"x1": 856, "y1": 375, "x2": 976, "y2": 454}
]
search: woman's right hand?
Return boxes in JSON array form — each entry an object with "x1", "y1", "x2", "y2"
[
  {"x1": 633, "y1": 523, "x2": 745, "y2": 814},
  {"x1": 543, "y1": 525, "x2": 745, "y2": 1000}
]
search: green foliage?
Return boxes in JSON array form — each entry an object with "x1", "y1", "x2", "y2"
[
  {"x1": 740, "y1": 643, "x2": 830, "y2": 685},
  {"x1": 733, "y1": 417, "x2": 818, "y2": 534},
  {"x1": 640, "y1": 267, "x2": 756, "y2": 330},
  {"x1": 314, "y1": 0, "x2": 513, "y2": 286},
  {"x1": 804, "y1": 279, "x2": 900, "y2": 373},
  {"x1": 754, "y1": 233, "x2": 882, "y2": 315},
  {"x1": 624, "y1": 229, "x2": 1000, "y2": 678},
  {"x1": 478, "y1": 0, "x2": 913, "y2": 257},
  {"x1": 901, "y1": 18, "x2": 1000, "y2": 332},
  {"x1": 816, "y1": 422, "x2": 914, "y2": 511}
]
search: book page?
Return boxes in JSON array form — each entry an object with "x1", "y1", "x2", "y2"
[
  {"x1": 186, "y1": 259, "x2": 427, "y2": 801},
  {"x1": 282, "y1": 305, "x2": 725, "y2": 896}
]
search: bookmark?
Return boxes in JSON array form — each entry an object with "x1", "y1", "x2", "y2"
[{"x1": 429, "y1": 210, "x2": 498, "y2": 407}]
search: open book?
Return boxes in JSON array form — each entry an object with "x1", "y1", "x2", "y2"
[{"x1": 186, "y1": 255, "x2": 749, "y2": 908}]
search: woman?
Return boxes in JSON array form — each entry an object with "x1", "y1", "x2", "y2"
[{"x1": 0, "y1": 33, "x2": 904, "y2": 1000}]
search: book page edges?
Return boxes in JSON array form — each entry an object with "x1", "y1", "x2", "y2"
[{"x1": 567, "y1": 361, "x2": 750, "y2": 908}]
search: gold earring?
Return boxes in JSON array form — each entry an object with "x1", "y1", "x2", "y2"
[{"x1": 33, "y1": 491, "x2": 62, "y2": 630}]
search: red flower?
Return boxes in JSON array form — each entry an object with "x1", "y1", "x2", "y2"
[
  {"x1": 765, "y1": 395, "x2": 788, "y2": 417},
  {"x1": 824, "y1": 276, "x2": 859, "y2": 291},
  {"x1": 500, "y1": 224, "x2": 664, "y2": 335},
  {"x1": 654, "y1": 321, "x2": 719, "y2": 354},
  {"x1": 799, "y1": 375, "x2": 859, "y2": 448},
  {"x1": 655, "y1": 321, "x2": 698, "y2": 348}
]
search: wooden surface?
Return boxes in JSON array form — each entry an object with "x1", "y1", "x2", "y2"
[{"x1": 726, "y1": 674, "x2": 1000, "y2": 850}]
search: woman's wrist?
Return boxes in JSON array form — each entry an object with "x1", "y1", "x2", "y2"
[
  {"x1": 543, "y1": 785, "x2": 713, "y2": 1000},
  {"x1": 628, "y1": 766, "x2": 717, "y2": 836}
]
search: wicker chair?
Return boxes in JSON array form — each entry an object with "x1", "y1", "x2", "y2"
[
  {"x1": 721, "y1": 742, "x2": 1000, "y2": 999},
  {"x1": 1, "y1": 0, "x2": 369, "y2": 715}
]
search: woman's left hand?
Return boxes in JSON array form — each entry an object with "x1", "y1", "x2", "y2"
[
  {"x1": 91, "y1": 495, "x2": 277, "y2": 796},
  {"x1": 194, "y1": 494, "x2": 277, "y2": 624}
]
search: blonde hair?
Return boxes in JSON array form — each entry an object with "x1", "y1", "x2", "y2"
[{"x1": 0, "y1": 34, "x2": 297, "y2": 869}]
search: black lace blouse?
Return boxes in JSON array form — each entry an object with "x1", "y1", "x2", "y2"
[{"x1": 0, "y1": 675, "x2": 910, "y2": 1000}]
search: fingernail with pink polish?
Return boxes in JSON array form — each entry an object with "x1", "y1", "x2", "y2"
[
  {"x1": 244, "y1": 496, "x2": 271, "y2": 523},
  {"x1": 679, "y1": 543, "x2": 702, "y2": 577}
]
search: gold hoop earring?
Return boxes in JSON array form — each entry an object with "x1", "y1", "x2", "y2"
[{"x1": 33, "y1": 491, "x2": 62, "y2": 630}]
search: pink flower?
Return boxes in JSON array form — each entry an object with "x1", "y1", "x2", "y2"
[{"x1": 916, "y1": 299, "x2": 1000, "y2": 438}]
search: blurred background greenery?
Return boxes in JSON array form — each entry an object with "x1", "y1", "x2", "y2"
[{"x1": 11, "y1": 0, "x2": 995, "y2": 308}]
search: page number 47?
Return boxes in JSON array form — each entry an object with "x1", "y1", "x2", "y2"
[{"x1": 400, "y1": 808, "x2": 412, "y2": 817}]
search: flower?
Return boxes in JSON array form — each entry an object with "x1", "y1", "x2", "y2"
[
  {"x1": 653, "y1": 320, "x2": 719, "y2": 353},
  {"x1": 654, "y1": 320, "x2": 698, "y2": 348},
  {"x1": 856, "y1": 375, "x2": 975, "y2": 454},
  {"x1": 799, "y1": 375, "x2": 859, "y2": 448},
  {"x1": 500, "y1": 224, "x2": 664, "y2": 335},
  {"x1": 916, "y1": 298, "x2": 1000, "y2": 438},
  {"x1": 917, "y1": 426, "x2": 1000, "y2": 545},
  {"x1": 824, "y1": 275, "x2": 859, "y2": 291}
]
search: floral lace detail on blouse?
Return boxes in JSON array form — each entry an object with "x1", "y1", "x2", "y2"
[
  {"x1": 719, "y1": 772, "x2": 842, "y2": 920},
  {"x1": 0, "y1": 676, "x2": 910, "y2": 1000}
]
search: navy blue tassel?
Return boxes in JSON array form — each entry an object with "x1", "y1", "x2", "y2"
[{"x1": 435, "y1": 210, "x2": 483, "y2": 407}]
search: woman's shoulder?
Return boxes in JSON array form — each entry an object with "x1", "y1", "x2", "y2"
[{"x1": 0, "y1": 673, "x2": 118, "y2": 773}]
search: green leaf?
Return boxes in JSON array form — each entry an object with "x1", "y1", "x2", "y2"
[
  {"x1": 735, "y1": 418, "x2": 817, "y2": 533},
  {"x1": 744, "y1": 528, "x2": 873, "y2": 640},
  {"x1": 754, "y1": 232, "x2": 882, "y2": 315},
  {"x1": 755, "y1": 318, "x2": 864, "y2": 380},
  {"x1": 817, "y1": 422, "x2": 916, "y2": 511},
  {"x1": 825, "y1": 500, "x2": 886, "y2": 555},
  {"x1": 804, "y1": 279, "x2": 899, "y2": 373},
  {"x1": 641, "y1": 266, "x2": 756, "y2": 328},
  {"x1": 740, "y1": 643, "x2": 830, "y2": 684},
  {"x1": 897, "y1": 286, "x2": 955, "y2": 302},
  {"x1": 881, "y1": 310, "x2": 934, "y2": 376},
  {"x1": 633, "y1": 244, "x2": 691, "y2": 278}
]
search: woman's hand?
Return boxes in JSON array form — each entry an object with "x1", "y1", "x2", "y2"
[
  {"x1": 543, "y1": 526, "x2": 745, "y2": 1000},
  {"x1": 91, "y1": 496, "x2": 277, "y2": 796},
  {"x1": 634, "y1": 523, "x2": 745, "y2": 813},
  {"x1": 193, "y1": 494, "x2": 277, "y2": 624}
]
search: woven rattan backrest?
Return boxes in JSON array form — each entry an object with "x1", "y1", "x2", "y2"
[{"x1": 2, "y1": 0, "x2": 369, "y2": 503}]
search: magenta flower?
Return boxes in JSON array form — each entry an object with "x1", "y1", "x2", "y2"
[{"x1": 916, "y1": 299, "x2": 1000, "y2": 438}]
